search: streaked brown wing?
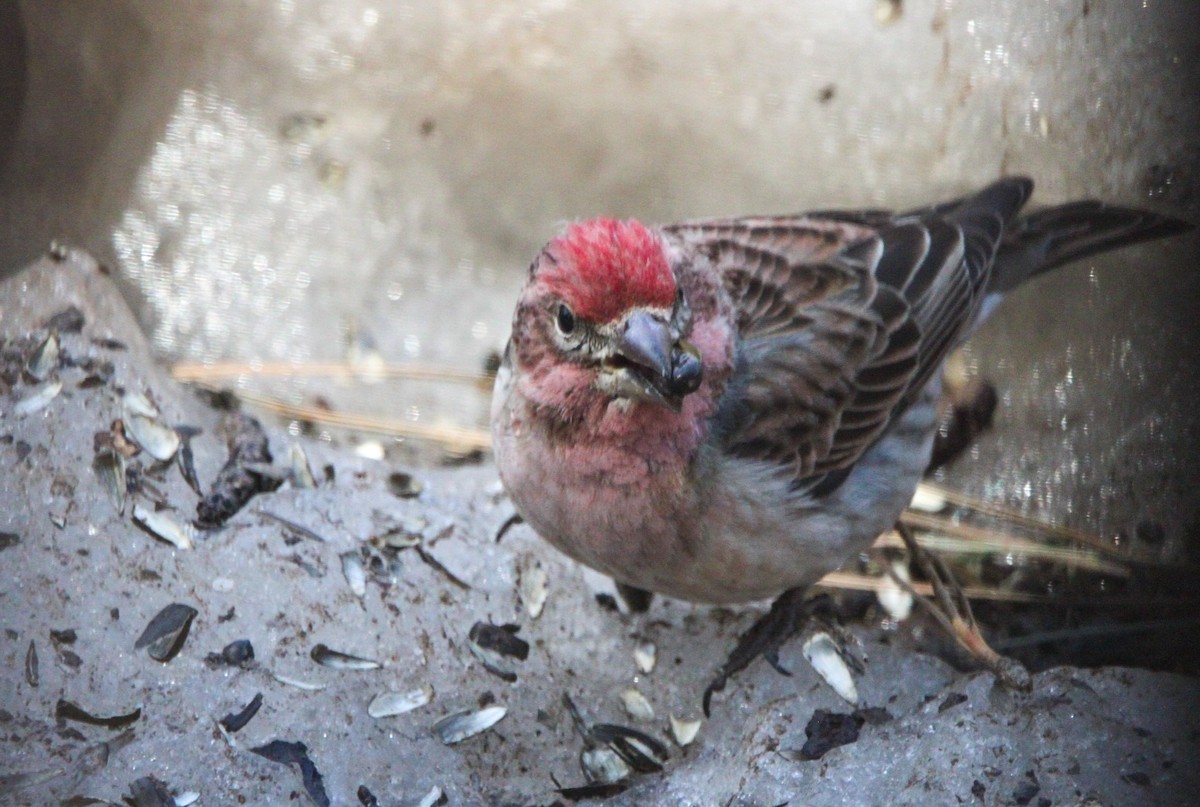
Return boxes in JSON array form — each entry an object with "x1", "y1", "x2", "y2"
[{"x1": 664, "y1": 177, "x2": 1032, "y2": 489}]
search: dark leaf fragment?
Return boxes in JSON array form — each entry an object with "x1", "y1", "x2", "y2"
[
  {"x1": 790, "y1": 709, "x2": 864, "y2": 760},
  {"x1": 55, "y1": 699, "x2": 142, "y2": 729},
  {"x1": 249, "y1": 740, "x2": 330, "y2": 807},
  {"x1": 219, "y1": 692, "x2": 263, "y2": 733},
  {"x1": 124, "y1": 775, "x2": 173, "y2": 807},
  {"x1": 0, "y1": 531, "x2": 20, "y2": 551}
]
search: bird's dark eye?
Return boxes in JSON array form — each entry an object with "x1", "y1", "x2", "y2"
[{"x1": 555, "y1": 303, "x2": 576, "y2": 335}]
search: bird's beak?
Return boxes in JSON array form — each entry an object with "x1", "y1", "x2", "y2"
[{"x1": 610, "y1": 310, "x2": 703, "y2": 411}]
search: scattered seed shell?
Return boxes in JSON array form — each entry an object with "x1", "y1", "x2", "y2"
[
  {"x1": 619, "y1": 689, "x2": 655, "y2": 721},
  {"x1": 14, "y1": 379, "x2": 62, "y2": 416},
  {"x1": 124, "y1": 412, "x2": 180, "y2": 462},
  {"x1": 518, "y1": 559, "x2": 549, "y2": 619},
  {"x1": 341, "y1": 551, "x2": 367, "y2": 598},
  {"x1": 877, "y1": 557, "x2": 914, "y2": 621},
  {"x1": 591, "y1": 723, "x2": 669, "y2": 773},
  {"x1": 386, "y1": 470, "x2": 423, "y2": 498},
  {"x1": 50, "y1": 628, "x2": 77, "y2": 645},
  {"x1": 272, "y1": 672, "x2": 327, "y2": 691},
  {"x1": 467, "y1": 622, "x2": 529, "y2": 682},
  {"x1": 557, "y1": 783, "x2": 629, "y2": 801},
  {"x1": 669, "y1": 715, "x2": 702, "y2": 747},
  {"x1": 354, "y1": 441, "x2": 385, "y2": 461},
  {"x1": 310, "y1": 643, "x2": 381, "y2": 670},
  {"x1": 132, "y1": 504, "x2": 195, "y2": 550},
  {"x1": 25, "y1": 640, "x2": 38, "y2": 687},
  {"x1": 415, "y1": 785, "x2": 444, "y2": 807},
  {"x1": 432, "y1": 705, "x2": 507, "y2": 744},
  {"x1": 92, "y1": 448, "x2": 127, "y2": 514},
  {"x1": 125, "y1": 775, "x2": 174, "y2": 807},
  {"x1": 176, "y1": 427, "x2": 203, "y2": 494},
  {"x1": 122, "y1": 391, "x2": 158, "y2": 418},
  {"x1": 206, "y1": 639, "x2": 255, "y2": 668},
  {"x1": 909, "y1": 484, "x2": 948, "y2": 513},
  {"x1": 633, "y1": 640, "x2": 657, "y2": 674},
  {"x1": 27, "y1": 332, "x2": 60, "y2": 380},
  {"x1": 367, "y1": 685, "x2": 434, "y2": 718},
  {"x1": 288, "y1": 443, "x2": 317, "y2": 489},
  {"x1": 43, "y1": 305, "x2": 85, "y2": 333},
  {"x1": 174, "y1": 792, "x2": 201, "y2": 806},
  {"x1": 134, "y1": 603, "x2": 198, "y2": 663},
  {"x1": 581, "y1": 746, "x2": 631, "y2": 785},
  {"x1": 803, "y1": 632, "x2": 859, "y2": 705}
]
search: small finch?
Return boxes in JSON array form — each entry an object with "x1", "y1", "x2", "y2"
[{"x1": 491, "y1": 177, "x2": 1189, "y2": 691}]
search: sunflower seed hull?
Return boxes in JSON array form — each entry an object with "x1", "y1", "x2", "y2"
[
  {"x1": 134, "y1": 603, "x2": 198, "y2": 663},
  {"x1": 669, "y1": 715, "x2": 702, "y2": 747},
  {"x1": 803, "y1": 632, "x2": 859, "y2": 705},
  {"x1": 619, "y1": 688, "x2": 655, "y2": 721},
  {"x1": 310, "y1": 643, "x2": 381, "y2": 670},
  {"x1": 432, "y1": 706, "x2": 507, "y2": 744},
  {"x1": 367, "y1": 685, "x2": 434, "y2": 718},
  {"x1": 132, "y1": 504, "x2": 195, "y2": 550}
]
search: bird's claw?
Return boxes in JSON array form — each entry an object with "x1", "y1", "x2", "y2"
[{"x1": 702, "y1": 588, "x2": 830, "y2": 716}]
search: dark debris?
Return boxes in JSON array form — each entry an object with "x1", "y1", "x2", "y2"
[
  {"x1": 55, "y1": 698, "x2": 142, "y2": 730},
  {"x1": 195, "y1": 413, "x2": 280, "y2": 528},
  {"x1": 134, "y1": 603, "x2": 198, "y2": 663},
  {"x1": 219, "y1": 692, "x2": 264, "y2": 733},
  {"x1": 249, "y1": 739, "x2": 330, "y2": 807}
]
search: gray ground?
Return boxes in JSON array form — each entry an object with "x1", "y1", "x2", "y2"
[{"x1": 3, "y1": 246, "x2": 1198, "y2": 807}]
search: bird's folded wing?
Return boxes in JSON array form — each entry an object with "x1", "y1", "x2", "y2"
[{"x1": 664, "y1": 177, "x2": 1032, "y2": 490}]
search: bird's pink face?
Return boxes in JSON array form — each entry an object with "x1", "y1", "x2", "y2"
[{"x1": 512, "y1": 218, "x2": 704, "y2": 417}]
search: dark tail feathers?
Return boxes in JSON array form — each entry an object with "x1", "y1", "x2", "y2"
[{"x1": 990, "y1": 193, "x2": 1193, "y2": 293}]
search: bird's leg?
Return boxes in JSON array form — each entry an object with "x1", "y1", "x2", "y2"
[
  {"x1": 927, "y1": 379, "x2": 997, "y2": 473},
  {"x1": 890, "y1": 522, "x2": 1031, "y2": 691},
  {"x1": 702, "y1": 589, "x2": 832, "y2": 716},
  {"x1": 615, "y1": 582, "x2": 654, "y2": 614}
]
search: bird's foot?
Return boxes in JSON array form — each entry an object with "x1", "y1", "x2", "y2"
[
  {"x1": 890, "y1": 522, "x2": 1031, "y2": 691},
  {"x1": 703, "y1": 589, "x2": 832, "y2": 716}
]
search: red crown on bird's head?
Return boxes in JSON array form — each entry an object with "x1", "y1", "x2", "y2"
[{"x1": 542, "y1": 218, "x2": 676, "y2": 324}]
